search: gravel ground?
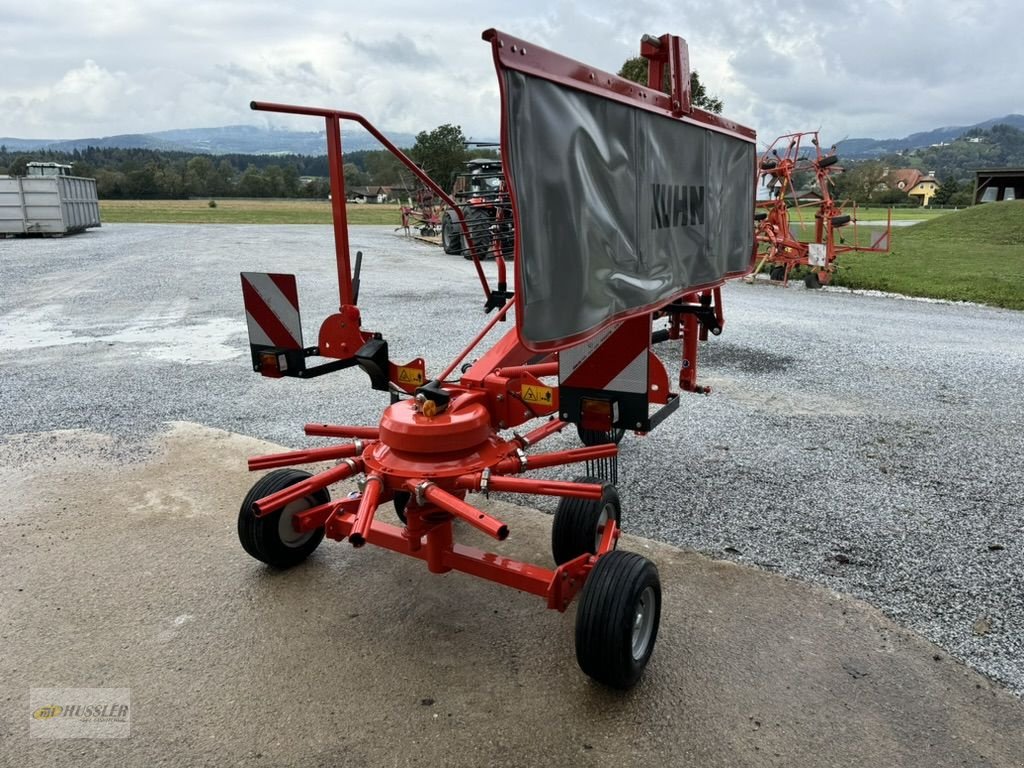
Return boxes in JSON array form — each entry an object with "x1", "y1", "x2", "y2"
[{"x1": 2, "y1": 223, "x2": 1022, "y2": 695}]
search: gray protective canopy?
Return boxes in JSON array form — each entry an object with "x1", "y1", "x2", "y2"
[{"x1": 502, "y1": 71, "x2": 755, "y2": 349}]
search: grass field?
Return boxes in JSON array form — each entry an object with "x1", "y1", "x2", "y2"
[
  {"x1": 833, "y1": 201, "x2": 1024, "y2": 310},
  {"x1": 100, "y1": 199, "x2": 402, "y2": 225},
  {"x1": 828, "y1": 206, "x2": 952, "y2": 222}
]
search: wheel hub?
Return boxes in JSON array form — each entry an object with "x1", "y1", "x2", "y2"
[{"x1": 631, "y1": 585, "x2": 656, "y2": 660}]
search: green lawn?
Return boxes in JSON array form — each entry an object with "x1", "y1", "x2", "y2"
[
  {"x1": 100, "y1": 199, "x2": 403, "y2": 225},
  {"x1": 832, "y1": 201, "x2": 1024, "y2": 310},
  {"x1": 846, "y1": 206, "x2": 954, "y2": 221}
]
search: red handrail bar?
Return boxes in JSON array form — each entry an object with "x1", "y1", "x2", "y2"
[{"x1": 250, "y1": 100, "x2": 492, "y2": 302}]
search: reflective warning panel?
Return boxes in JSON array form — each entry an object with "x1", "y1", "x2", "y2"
[
  {"x1": 558, "y1": 315, "x2": 652, "y2": 430},
  {"x1": 241, "y1": 272, "x2": 304, "y2": 350}
]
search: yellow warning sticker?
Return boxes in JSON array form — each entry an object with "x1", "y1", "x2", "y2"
[
  {"x1": 398, "y1": 366, "x2": 424, "y2": 385},
  {"x1": 521, "y1": 384, "x2": 554, "y2": 404}
]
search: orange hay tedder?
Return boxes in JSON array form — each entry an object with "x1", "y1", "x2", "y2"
[
  {"x1": 753, "y1": 131, "x2": 891, "y2": 288},
  {"x1": 235, "y1": 29, "x2": 756, "y2": 688}
]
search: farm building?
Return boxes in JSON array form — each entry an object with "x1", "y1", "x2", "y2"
[
  {"x1": 974, "y1": 167, "x2": 1024, "y2": 203},
  {"x1": 346, "y1": 185, "x2": 389, "y2": 203}
]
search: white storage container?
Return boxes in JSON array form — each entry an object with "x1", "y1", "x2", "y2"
[{"x1": 0, "y1": 172, "x2": 101, "y2": 236}]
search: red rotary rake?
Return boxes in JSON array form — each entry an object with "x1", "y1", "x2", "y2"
[
  {"x1": 397, "y1": 183, "x2": 445, "y2": 240},
  {"x1": 236, "y1": 29, "x2": 756, "y2": 689},
  {"x1": 753, "y1": 131, "x2": 891, "y2": 288}
]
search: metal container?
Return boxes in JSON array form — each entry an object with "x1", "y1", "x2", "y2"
[{"x1": 0, "y1": 173, "x2": 101, "y2": 235}]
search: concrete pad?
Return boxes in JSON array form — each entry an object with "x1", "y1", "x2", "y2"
[{"x1": 2, "y1": 423, "x2": 1022, "y2": 767}]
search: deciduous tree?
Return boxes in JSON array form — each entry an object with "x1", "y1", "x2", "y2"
[
  {"x1": 932, "y1": 175, "x2": 960, "y2": 206},
  {"x1": 617, "y1": 57, "x2": 723, "y2": 113},
  {"x1": 409, "y1": 124, "x2": 468, "y2": 192}
]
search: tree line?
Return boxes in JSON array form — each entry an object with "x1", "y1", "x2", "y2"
[
  {"x1": 0, "y1": 126, "x2": 496, "y2": 201},
  {"x1": 0, "y1": 144, "x2": 438, "y2": 200}
]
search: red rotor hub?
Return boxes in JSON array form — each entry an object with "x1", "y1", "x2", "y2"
[{"x1": 364, "y1": 392, "x2": 511, "y2": 482}]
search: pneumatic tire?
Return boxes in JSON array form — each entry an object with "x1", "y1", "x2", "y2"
[
  {"x1": 462, "y1": 207, "x2": 493, "y2": 260},
  {"x1": 575, "y1": 550, "x2": 661, "y2": 689},
  {"x1": 238, "y1": 468, "x2": 329, "y2": 568},
  {"x1": 441, "y1": 212, "x2": 461, "y2": 254},
  {"x1": 552, "y1": 478, "x2": 620, "y2": 565}
]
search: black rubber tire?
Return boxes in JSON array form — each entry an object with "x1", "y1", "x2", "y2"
[
  {"x1": 499, "y1": 230, "x2": 515, "y2": 259},
  {"x1": 804, "y1": 271, "x2": 822, "y2": 289},
  {"x1": 441, "y1": 212, "x2": 461, "y2": 254},
  {"x1": 769, "y1": 265, "x2": 787, "y2": 281},
  {"x1": 575, "y1": 550, "x2": 661, "y2": 689},
  {"x1": 552, "y1": 478, "x2": 620, "y2": 565},
  {"x1": 830, "y1": 214, "x2": 851, "y2": 228},
  {"x1": 817, "y1": 154, "x2": 840, "y2": 169},
  {"x1": 462, "y1": 207, "x2": 493, "y2": 260},
  {"x1": 576, "y1": 425, "x2": 626, "y2": 447},
  {"x1": 393, "y1": 491, "x2": 410, "y2": 524},
  {"x1": 238, "y1": 468, "x2": 329, "y2": 568}
]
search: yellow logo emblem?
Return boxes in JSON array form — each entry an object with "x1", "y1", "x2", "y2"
[{"x1": 33, "y1": 705, "x2": 62, "y2": 720}]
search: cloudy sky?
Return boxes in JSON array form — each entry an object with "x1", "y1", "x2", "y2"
[{"x1": 2, "y1": 0, "x2": 1022, "y2": 146}]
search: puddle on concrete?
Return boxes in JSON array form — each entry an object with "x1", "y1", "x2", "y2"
[{"x1": 0, "y1": 306, "x2": 244, "y2": 363}]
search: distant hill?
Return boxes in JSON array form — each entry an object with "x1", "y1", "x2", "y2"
[
  {"x1": 0, "y1": 124, "x2": 419, "y2": 155},
  {"x1": 6, "y1": 114, "x2": 1022, "y2": 161},
  {"x1": 834, "y1": 114, "x2": 1024, "y2": 159}
]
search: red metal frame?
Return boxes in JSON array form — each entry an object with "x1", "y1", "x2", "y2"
[
  {"x1": 242, "y1": 30, "x2": 754, "y2": 611},
  {"x1": 754, "y1": 131, "x2": 892, "y2": 286}
]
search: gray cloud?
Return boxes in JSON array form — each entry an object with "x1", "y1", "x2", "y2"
[{"x1": 0, "y1": 0, "x2": 1021, "y2": 146}]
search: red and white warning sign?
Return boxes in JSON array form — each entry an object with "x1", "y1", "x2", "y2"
[
  {"x1": 240, "y1": 272, "x2": 304, "y2": 349},
  {"x1": 558, "y1": 315, "x2": 649, "y2": 393}
]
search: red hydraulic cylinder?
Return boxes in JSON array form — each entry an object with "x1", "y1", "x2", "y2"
[{"x1": 493, "y1": 362, "x2": 559, "y2": 379}]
